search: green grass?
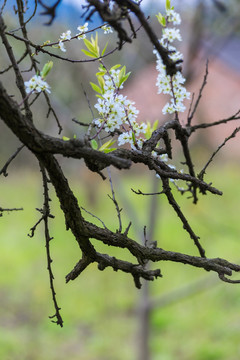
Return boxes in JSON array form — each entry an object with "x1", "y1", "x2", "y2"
[{"x1": 1, "y1": 164, "x2": 240, "y2": 359}]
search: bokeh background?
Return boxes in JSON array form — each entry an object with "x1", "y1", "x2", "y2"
[{"x1": 1, "y1": 1, "x2": 240, "y2": 359}]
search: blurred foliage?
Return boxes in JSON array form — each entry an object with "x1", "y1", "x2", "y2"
[{"x1": 1, "y1": 164, "x2": 240, "y2": 359}]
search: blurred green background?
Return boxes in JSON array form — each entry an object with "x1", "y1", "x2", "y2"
[
  {"x1": 2, "y1": 1, "x2": 240, "y2": 359},
  {"x1": 1, "y1": 164, "x2": 240, "y2": 360}
]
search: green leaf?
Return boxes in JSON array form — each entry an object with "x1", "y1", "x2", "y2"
[
  {"x1": 145, "y1": 121, "x2": 152, "y2": 140},
  {"x1": 82, "y1": 34, "x2": 100, "y2": 57},
  {"x1": 94, "y1": 32, "x2": 100, "y2": 57},
  {"x1": 83, "y1": 38, "x2": 96, "y2": 53},
  {"x1": 96, "y1": 71, "x2": 106, "y2": 76},
  {"x1": 102, "y1": 148, "x2": 117, "y2": 153},
  {"x1": 132, "y1": 131, "x2": 136, "y2": 144},
  {"x1": 81, "y1": 49, "x2": 97, "y2": 58},
  {"x1": 97, "y1": 76, "x2": 105, "y2": 92},
  {"x1": 99, "y1": 139, "x2": 116, "y2": 152},
  {"x1": 152, "y1": 119, "x2": 159, "y2": 132},
  {"x1": 156, "y1": 13, "x2": 166, "y2": 26},
  {"x1": 122, "y1": 71, "x2": 131, "y2": 84},
  {"x1": 166, "y1": 0, "x2": 171, "y2": 11},
  {"x1": 101, "y1": 41, "x2": 108, "y2": 56},
  {"x1": 62, "y1": 136, "x2": 70, "y2": 141},
  {"x1": 118, "y1": 66, "x2": 128, "y2": 87},
  {"x1": 91, "y1": 139, "x2": 98, "y2": 150},
  {"x1": 144, "y1": 120, "x2": 159, "y2": 140},
  {"x1": 40, "y1": 61, "x2": 53, "y2": 78},
  {"x1": 99, "y1": 64, "x2": 105, "y2": 72},
  {"x1": 111, "y1": 64, "x2": 121, "y2": 71},
  {"x1": 90, "y1": 82, "x2": 102, "y2": 94}
]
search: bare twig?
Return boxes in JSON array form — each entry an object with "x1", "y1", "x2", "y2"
[
  {"x1": 0, "y1": 145, "x2": 25, "y2": 176},
  {"x1": 162, "y1": 177, "x2": 206, "y2": 258},
  {"x1": 190, "y1": 110, "x2": 240, "y2": 133},
  {"x1": 187, "y1": 60, "x2": 209, "y2": 126},
  {"x1": 198, "y1": 127, "x2": 240, "y2": 180},
  {"x1": 0, "y1": 206, "x2": 23, "y2": 216},
  {"x1": 131, "y1": 188, "x2": 165, "y2": 196},
  {"x1": 81, "y1": 206, "x2": 108, "y2": 229},
  {"x1": 40, "y1": 164, "x2": 63, "y2": 327},
  {"x1": 107, "y1": 168, "x2": 123, "y2": 233}
]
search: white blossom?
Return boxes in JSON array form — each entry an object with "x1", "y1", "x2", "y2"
[
  {"x1": 153, "y1": 8, "x2": 190, "y2": 116},
  {"x1": 76, "y1": 23, "x2": 88, "y2": 39},
  {"x1": 58, "y1": 41, "x2": 66, "y2": 52},
  {"x1": 102, "y1": 25, "x2": 113, "y2": 34},
  {"x1": 166, "y1": 9, "x2": 181, "y2": 25},
  {"x1": 93, "y1": 66, "x2": 146, "y2": 149},
  {"x1": 24, "y1": 75, "x2": 51, "y2": 94},
  {"x1": 160, "y1": 154, "x2": 169, "y2": 162},
  {"x1": 118, "y1": 131, "x2": 133, "y2": 146},
  {"x1": 162, "y1": 102, "x2": 176, "y2": 115},
  {"x1": 60, "y1": 30, "x2": 71, "y2": 41},
  {"x1": 162, "y1": 28, "x2": 182, "y2": 43}
]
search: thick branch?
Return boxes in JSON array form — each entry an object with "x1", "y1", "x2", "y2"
[
  {"x1": 82, "y1": 220, "x2": 240, "y2": 280},
  {"x1": 0, "y1": 81, "x2": 131, "y2": 171}
]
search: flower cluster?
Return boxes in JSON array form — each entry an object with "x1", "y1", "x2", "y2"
[
  {"x1": 154, "y1": 8, "x2": 190, "y2": 115},
  {"x1": 77, "y1": 23, "x2": 89, "y2": 39},
  {"x1": 58, "y1": 23, "x2": 89, "y2": 52},
  {"x1": 24, "y1": 75, "x2": 51, "y2": 94},
  {"x1": 101, "y1": 25, "x2": 113, "y2": 34},
  {"x1": 94, "y1": 68, "x2": 147, "y2": 149}
]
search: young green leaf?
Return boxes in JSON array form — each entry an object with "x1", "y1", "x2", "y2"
[
  {"x1": 97, "y1": 75, "x2": 105, "y2": 92},
  {"x1": 94, "y1": 32, "x2": 100, "y2": 57},
  {"x1": 122, "y1": 71, "x2": 131, "y2": 84},
  {"x1": 156, "y1": 13, "x2": 166, "y2": 27},
  {"x1": 81, "y1": 49, "x2": 97, "y2": 58},
  {"x1": 83, "y1": 38, "x2": 96, "y2": 54},
  {"x1": 102, "y1": 148, "x2": 117, "y2": 153},
  {"x1": 111, "y1": 64, "x2": 121, "y2": 71},
  {"x1": 96, "y1": 71, "x2": 106, "y2": 76},
  {"x1": 132, "y1": 131, "x2": 136, "y2": 144},
  {"x1": 99, "y1": 64, "x2": 105, "y2": 72},
  {"x1": 166, "y1": 0, "x2": 171, "y2": 11},
  {"x1": 101, "y1": 42, "x2": 108, "y2": 56},
  {"x1": 40, "y1": 61, "x2": 53, "y2": 78},
  {"x1": 91, "y1": 139, "x2": 98, "y2": 150},
  {"x1": 152, "y1": 119, "x2": 159, "y2": 132},
  {"x1": 145, "y1": 121, "x2": 152, "y2": 140},
  {"x1": 99, "y1": 139, "x2": 116, "y2": 152},
  {"x1": 82, "y1": 34, "x2": 100, "y2": 58},
  {"x1": 90, "y1": 82, "x2": 102, "y2": 94},
  {"x1": 118, "y1": 66, "x2": 128, "y2": 87},
  {"x1": 144, "y1": 120, "x2": 159, "y2": 139}
]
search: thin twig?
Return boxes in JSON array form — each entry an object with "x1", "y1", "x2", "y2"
[
  {"x1": 187, "y1": 60, "x2": 209, "y2": 126},
  {"x1": 131, "y1": 188, "x2": 165, "y2": 196},
  {"x1": 0, "y1": 207, "x2": 23, "y2": 216},
  {"x1": 190, "y1": 110, "x2": 240, "y2": 133},
  {"x1": 81, "y1": 206, "x2": 108, "y2": 229},
  {"x1": 198, "y1": 127, "x2": 240, "y2": 180},
  {"x1": 0, "y1": 145, "x2": 25, "y2": 177},
  {"x1": 40, "y1": 164, "x2": 63, "y2": 327},
  {"x1": 107, "y1": 168, "x2": 123, "y2": 233},
  {"x1": 162, "y1": 177, "x2": 206, "y2": 258},
  {"x1": 72, "y1": 118, "x2": 89, "y2": 127}
]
